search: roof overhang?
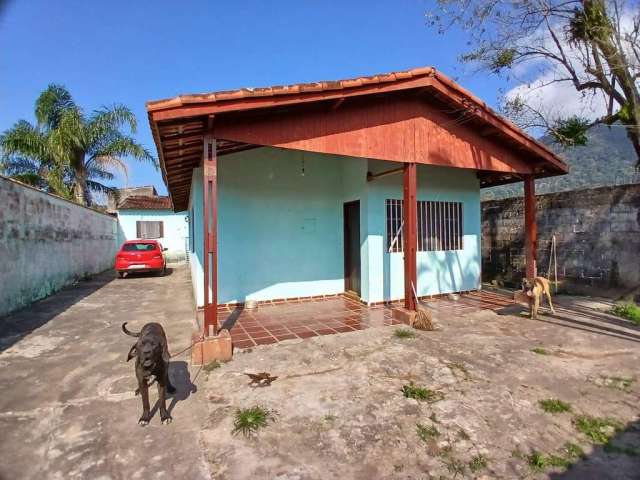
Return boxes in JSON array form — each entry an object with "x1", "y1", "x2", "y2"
[{"x1": 147, "y1": 67, "x2": 568, "y2": 211}]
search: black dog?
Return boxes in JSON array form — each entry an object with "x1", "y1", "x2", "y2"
[{"x1": 122, "y1": 322, "x2": 176, "y2": 425}]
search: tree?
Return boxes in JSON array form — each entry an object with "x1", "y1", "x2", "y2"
[
  {"x1": 427, "y1": 0, "x2": 640, "y2": 165},
  {"x1": 0, "y1": 84, "x2": 155, "y2": 205}
]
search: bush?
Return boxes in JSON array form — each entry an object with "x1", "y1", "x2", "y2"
[{"x1": 610, "y1": 303, "x2": 640, "y2": 325}]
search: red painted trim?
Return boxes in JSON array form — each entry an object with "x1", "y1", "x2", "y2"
[
  {"x1": 202, "y1": 136, "x2": 218, "y2": 335},
  {"x1": 524, "y1": 175, "x2": 537, "y2": 278},
  {"x1": 403, "y1": 163, "x2": 418, "y2": 311}
]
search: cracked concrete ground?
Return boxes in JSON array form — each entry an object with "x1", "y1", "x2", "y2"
[
  {"x1": 201, "y1": 296, "x2": 640, "y2": 479},
  {"x1": 2, "y1": 267, "x2": 639, "y2": 480},
  {"x1": 0, "y1": 264, "x2": 210, "y2": 480}
]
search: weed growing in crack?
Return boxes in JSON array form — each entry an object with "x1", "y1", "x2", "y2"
[
  {"x1": 530, "y1": 450, "x2": 574, "y2": 471},
  {"x1": 232, "y1": 406, "x2": 274, "y2": 437},
  {"x1": 531, "y1": 347, "x2": 549, "y2": 355},
  {"x1": 539, "y1": 398, "x2": 572, "y2": 413},
  {"x1": 203, "y1": 360, "x2": 221, "y2": 373},
  {"x1": 592, "y1": 375, "x2": 635, "y2": 392},
  {"x1": 416, "y1": 423, "x2": 440, "y2": 442},
  {"x1": 401, "y1": 382, "x2": 444, "y2": 403},
  {"x1": 442, "y1": 456, "x2": 466, "y2": 477},
  {"x1": 573, "y1": 415, "x2": 623, "y2": 444},
  {"x1": 394, "y1": 328, "x2": 416, "y2": 339},
  {"x1": 468, "y1": 454, "x2": 488, "y2": 472},
  {"x1": 562, "y1": 442, "x2": 585, "y2": 460}
]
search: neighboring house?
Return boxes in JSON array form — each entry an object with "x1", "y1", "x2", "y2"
[
  {"x1": 146, "y1": 66, "x2": 568, "y2": 331},
  {"x1": 107, "y1": 185, "x2": 158, "y2": 212},
  {"x1": 116, "y1": 195, "x2": 188, "y2": 262}
]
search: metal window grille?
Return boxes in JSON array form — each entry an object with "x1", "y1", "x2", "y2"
[
  {"x1": 386, "y1": 199, "x2": 463, "y2": 252},
  {"x1": 136, "y1": 220, "x2": 164, "y2": 239}
]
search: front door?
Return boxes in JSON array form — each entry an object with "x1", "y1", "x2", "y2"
[{"x1": 343, "y1": 201, "x2": 361, "y2": 296}]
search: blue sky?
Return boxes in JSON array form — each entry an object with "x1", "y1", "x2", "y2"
[{"x1": 1, "y1": 0, "x2": 508, "y2": 195}]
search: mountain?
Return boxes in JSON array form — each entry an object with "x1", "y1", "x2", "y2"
[{"x1": 481, "y1": 124, "x2": 640, "y2": 200}]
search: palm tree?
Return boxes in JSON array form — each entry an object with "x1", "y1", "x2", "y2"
[{"x1": 0, "y1": 84, "x2": 155, "y2": 205}]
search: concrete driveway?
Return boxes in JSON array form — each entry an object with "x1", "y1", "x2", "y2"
[{"x1": 0, "y1": 264, "x2": 210, "y2": 480}]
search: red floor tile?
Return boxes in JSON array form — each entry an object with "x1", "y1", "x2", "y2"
[{"x1": 233, "y1": 339, "x2": 255, "y2": 349}]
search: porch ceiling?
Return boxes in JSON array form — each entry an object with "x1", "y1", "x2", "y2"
[{"x1": 147, "y1": 67, "x2": 568, "y2": 212}]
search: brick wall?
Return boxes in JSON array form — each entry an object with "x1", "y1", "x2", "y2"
[{"x1": 482, "y1": 184, "x2": 640, "y2": 289}]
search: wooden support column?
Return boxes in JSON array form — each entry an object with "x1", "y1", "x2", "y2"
[
  {"x1": 403, "y1": 162, "x2": 417, "y2": 311},
  {"x1": 524, "y1": 174, "x2": 537, "y2": 278},
  {"x1": 202, "y1": 136, "x2": 218, "y2": 336}
]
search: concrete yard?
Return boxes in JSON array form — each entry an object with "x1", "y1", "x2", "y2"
[
  {"x1": 0, "y1": 264, "x2": 210, "y2": 480},
  {"x1": 1, "y1": 265, "x2": 640, "y2": 479},
  {"x1": 201, "y1": 297, "x2": 640, "y2": 479}
]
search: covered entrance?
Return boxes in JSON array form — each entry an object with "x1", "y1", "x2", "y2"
[{"x1": 146, "y1": 66, "x2": 568, "y2": 343}]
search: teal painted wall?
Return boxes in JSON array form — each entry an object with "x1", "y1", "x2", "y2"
[
  {"x1": 218, "y1": 148, "x2": 346, "y2": 303},
  {"x1": 365, "y1": 161, "x2": 481, "y2": 302},
  {"x1": 187, "y1": 148, "x2": 481, "y2": 306},
  {"x1": 188, "y1": 167, "x2": 204, "y2": 306}
]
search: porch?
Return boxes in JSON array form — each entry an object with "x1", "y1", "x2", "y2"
[{"x1": 215, "y1": 290, "x2": 516, "y2": 349}]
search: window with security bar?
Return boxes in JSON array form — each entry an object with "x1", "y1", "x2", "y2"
[{"x1": 386, "y1": 199, "x2": 463, "y2": 252}]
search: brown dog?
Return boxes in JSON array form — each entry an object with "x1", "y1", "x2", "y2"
[
  {"x1": 122, "y1": 322, "x2": 175, "y2": 425},
  {"x1": 522, "y1": 277, "x2": 556, "y2": 319}
]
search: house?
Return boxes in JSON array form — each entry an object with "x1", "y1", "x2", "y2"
[
  {"x1": 116, "y1": 194, "x2": 189, "y2": 262},
  {"x1": 146, "y1": 66, "x2": 568, "y2": 335}
]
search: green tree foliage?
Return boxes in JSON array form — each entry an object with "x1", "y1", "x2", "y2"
[
  {"x1": 427, "y1": 0, "x2": 640, "y2": 165},
  {"x1": 0, "y1": 84, "x2": 155, "y2": 205}
]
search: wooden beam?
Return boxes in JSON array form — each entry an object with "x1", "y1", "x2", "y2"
[
  {"x1": 524, "y1": 175, "x2": 537, "y2": 278},
  {"x1": 202, "y1": 135, "x2": 218, "y2": 336},
  {"x1": 403, "y1": 162, "x2": 417, "y2": 311},
  {"x1": 367, "y1": 166, "x2": 404, "y2": 182}
]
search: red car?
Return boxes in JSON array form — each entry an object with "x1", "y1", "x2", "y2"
[{"x1": 115, "y1": 240, "x2": 167, "y2": 278}]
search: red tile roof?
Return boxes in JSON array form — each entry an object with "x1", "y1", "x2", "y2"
[
  {"x1": 146, "y1": 67, "x2": 437, "y2": 110},
  {"x1": 117, "y1": 195, "x2": 172, "y2": 210},
  {"x1": 147, "y1": 66, "x2": 568, "y2": 211}
]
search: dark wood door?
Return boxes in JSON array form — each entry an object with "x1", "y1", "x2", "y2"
[{"x1": 343, "y1": 201, "x2": 361, "y2": 296}]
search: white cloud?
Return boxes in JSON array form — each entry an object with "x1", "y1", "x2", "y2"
[{"x1": 505, "y1": 6, "x2": 638, "y2": 122}]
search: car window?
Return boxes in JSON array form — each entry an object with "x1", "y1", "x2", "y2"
[{"x1": 122, "y1": 243, "x2": 157, "y2": 251}]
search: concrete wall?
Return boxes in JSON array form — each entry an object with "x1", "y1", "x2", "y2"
[
  {"x1": 482, "y1": 184, "x2": 640, "y2": 289},
  {"x1": 0, "y1": 176, "x2": 118, "y2": 316},
  {"x1": 117, "y1": 209, "x2": 188, "y2": 261},
  {"x1": 187, "y1": 147, "x2": 482, "y2": 307}
]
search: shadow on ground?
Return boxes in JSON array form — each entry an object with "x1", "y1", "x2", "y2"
[
  {"x1": 0, "y1": 269, "x2": 114, "y2": 353},
  {"x1": 145, "y1": 360, "x2": 198, "y2": 421},
  {"x1": 550, "y1": 419, "x2": 640, "y2": 479}
]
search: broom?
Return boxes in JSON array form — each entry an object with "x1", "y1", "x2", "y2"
[{"x1": 410, "y1": 282, "x2": 434, "y2": 331}]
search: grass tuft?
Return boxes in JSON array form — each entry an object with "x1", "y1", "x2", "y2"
[
  {"x1": 539, "y1": 398, "x2": 572, "y2": 414},
  {"x1": 527, "y1": 451, "x2": 569, "y2": 471},
  {"x1": 531, "y1": 347, "x2": 549, "y2": 355},
  {"x1": 610, "y1": 302, "x2": 640, "y2": 325},
  {"x1": 401, "y1": 382, "x2": 444, "y2": 403},
  {"x1": 596, "y1": 375, "x2": 634, "y2": 392},
  {"x1": 416, "y1": 423, "x2": 440, "y2": 442},
  {"x1": 573, "y1": 415, "x2": 623, "y2": 444},
  {"x1": 562, "y1": 442, "x2": 585, "y2": 460},
  {"x1": 468, "y1": 454, "x2": 488, "y2": 472},
  {"x1": 203, "y1": 360, "x2": 221, "y2": 373},
  {"x1": 232, "y1": 406, "x2": 273, "y2": 437},
  {"x1": 394, "y1": 328, "x2": 416, "y2": 339}
]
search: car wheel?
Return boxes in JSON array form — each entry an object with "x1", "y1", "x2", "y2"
[{"x1": 117, "y1": 271, "x2": 125, "y2": 279}]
